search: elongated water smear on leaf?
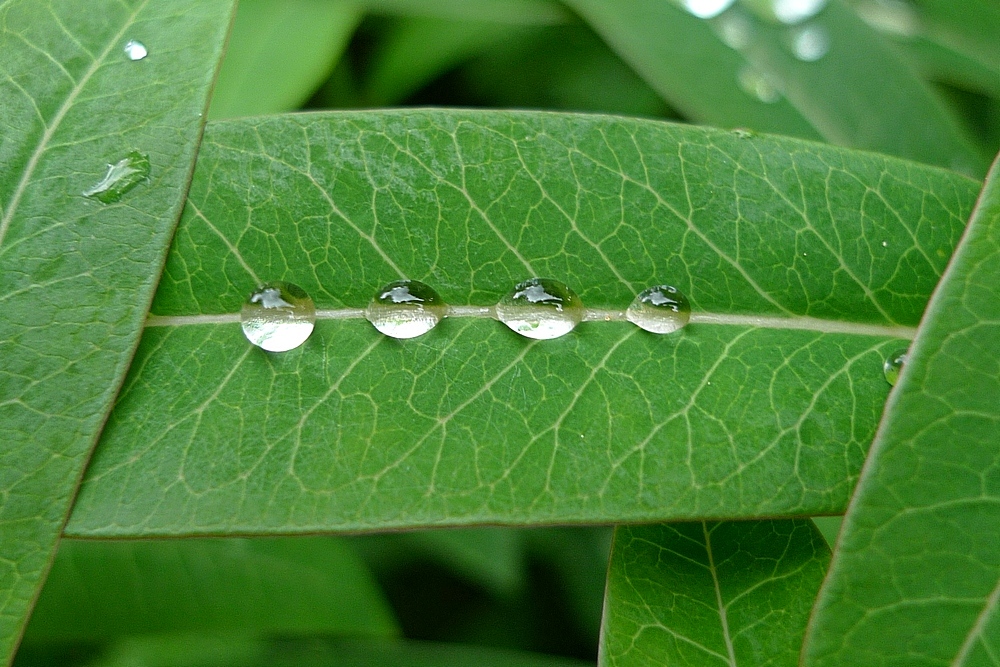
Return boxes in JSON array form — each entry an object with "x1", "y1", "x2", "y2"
[{"x1": 82, "y1": 151, "x2": 150, "y2": 203}]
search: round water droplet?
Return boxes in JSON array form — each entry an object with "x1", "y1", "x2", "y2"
[
  {"x1": 365, "y1": 280, "x2": 447, "y2": 339},
  {"x1": 627, "y1": 285, "x2": 692, "y2": 334},
  {"x1": 772, "y1": 0, "x2": 828, "y2": 24},
  {"x1": 495, "y1": 278, "x2": 584, "y2": 340},
  {"x1": 124, "y1": 39, "x2": 148, "y2": 61},
  {"x1": 241, "y1": 281, "x2": 315, "y2": 352},
  {"x1": 790, "y1": 24, "x2": 830, "y2": 61},
  {"x1": 681, "y1": 0, "x2": 736, "y2": 19},
  {"x1": 883, "y1": 349, "x2": 908, "y2": 386},
  {"x1": 738, "y1": 64, "x2": 782, "y2": 103}
]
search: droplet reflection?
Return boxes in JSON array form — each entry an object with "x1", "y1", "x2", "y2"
[
  {"x1": 681, "y1": 0, "x2": 737, "y2": 19},
  {"x1": 82, "y1": 151, "x2": 150, "y2": 203},
  {"x1": 790, "y1": 24, "x2": 830, "y2": 61},
  {"x1": 241, "y1": 281, "x2": 316, "y2": 352},
  {"x1": 883, "y1": 349, "x2": 908, "y2": 386},
  {"x1": 627, "y1": 285, "x2": 691, "y2": 334},
  {"x1": 495, "y1": 278, "x2": 584, "y2": 340},
  {"x1": 365, "y1": 279, "x2": 447, "y2": 339}
]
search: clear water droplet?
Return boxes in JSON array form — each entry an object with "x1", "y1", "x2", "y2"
[
  {"x1": 790, "y1": 24, "x2": 830, "y2": 61},
  {"x1": 627, "y1": 285, "x2": 691, "y2": 334},
  {"x1": 883, "y1": 349, "x2": 908, "y2": 386},
  {"x1": 82, "y1": 151, "x2": 150, "y2": 203},
  {"x1": 772, "y1": 0, "x2": 828, "y2": 24},
  {"x1": 680, "y1": 0, "x2": 736, "y2": 19},
  {"x1": 241, "y1": 281, "x2": 315, "y2": 352},
  {"x1": 124, "y1": 39, "x2": 148, "y2": 61},
  {"x1": 732, "y1": 128, "x2": 756, "y2": 139},
  {"x1": 738, "y1": 64, "x2": 782, "y2": 103},
  {"x1": 365, "y1": 280, "x2": 447, "y2": 339},
  {"x1": 495, "y1": 278, "x2": 584, "y2": 340},
  {"x1": 882, "y1": 241, "x2": 889, "y2": 247}
]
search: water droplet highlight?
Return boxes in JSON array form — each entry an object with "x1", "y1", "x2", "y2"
[
  {"x1": 790, "y1": 24, "x2": 830, "y2": 61},
  {"x1": 883, "y1": 349, "x2": 908, "y2": 386},
  {"x1": 681, "y1": 0, "x2": 736, "y2": 19},
  {"x1": 124, "y1": 39, "x2": 148, "y2": 61},
  {"x1": 627, "y1": 285, "x2": 691, "y2": 334},
  {"x1": 772, "y1": 0, "x2": 828, "y2": 24},
  {"x1": 495, "y1": 278, "x2": 583, "y2": 340},
  {"x1": 366, "y1": 280, "x2": 447, "y2": 339},
  {"x1": 855, "y1": 0, "x2": 919, "y2": 37},
  {"x1": 241, "y1": 282, "x2": 315, "y2": 352},
  {"x1": 82, "y1": 151, "x2": 150, "y2": 203},
  {"x1": 715, "y1": 10, "x2": 754, "y2": 49},
  {"x1": 738, "y1": 64, "x2": 782, "y2": 103}
]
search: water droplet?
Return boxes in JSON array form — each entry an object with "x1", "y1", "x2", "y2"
[
  {"x1": 495, "y1": 278, "x2": 584, "y2": 340},
  {"x1": 715, "y1": 10, "x2": 754, "y2": 49},
  {"x1": 241, "y1": 282, "x2": 315, "y2": 352},
  {"x1": 882, "y1": 241, "x2": 888, "y2": 247},
  {"x1": 681, "y1": 0, "x2": 736, "y2": 19},
  {"x1": 772, "y1": 0, "x2": 828, "y2": 24},
  {"x1": 124, "y1": 39, "x2": 148, "y2": 61},
  {"x1": 738, "y1": 64, "x2": 782, "y2": 103},
  {"x1": 627, "y1": 285, "x2": 691, "y2": 334},
  {"x1": 365, "y1": 280, "x2": 447, "y2": 339},
  {"x1": 82, "y1": 151, "x2": 150, "y2": 203},
  {"x1": 883, "y1": 349, "x2": 908, "y2": 386},
  {"x1": 790, "y1": 24, "x2": 830, "y2": 61},
  {"x1": 732, "y1": 128, "x2": 756, "y2": 139}
]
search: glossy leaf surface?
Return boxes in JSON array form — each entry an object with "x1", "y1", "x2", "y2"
[
  {"x1": 600, "y1": 521, "x2": 829, "y2": 666},
  {"x1": 0, "y1": 0, "x2": 233, "y2": 661},
  {"x1": 802, "y1": 157, "x2": 1000, "y2": 665},
  {"x1": 61, "y1": 111, "x2": 980, "y2": 537}
]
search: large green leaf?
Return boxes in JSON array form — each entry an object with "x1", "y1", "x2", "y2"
[
  {"x1": 62, "y1": 111, "x2": 979, "y2": 537},
  {"x1": 0, "y1": 0, "x2": 233, "y2": 662},
  {"x1": 801, "y1": 154, "x2": 1000, "y2": 664},
  {"x1": 23, "y1": 537, "x2": 397, "y2": 640},
  {"x1": 599, "y1": 520, "x2": 829, "y2": 666},
  {"x1": 564, "y1": 0, "x2": 985, "y2": 173},
  {"x1": 208, "y1": 0, "x2": 362, "y2": 120}
]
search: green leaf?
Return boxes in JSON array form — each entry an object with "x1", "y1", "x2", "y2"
[
  {"x1": 561, "y1": 0, "x2": 820, "y2": 139},
  {"x1": 801, "y1": 155, "x2": 1000, "y2": 664},
  {"x1": 208, "y1": 0, "x2": 363, "y2": 120},
  {"x1": 360, "y1": 16, "x2": 527, "y2": 107},
  {"x1": 61, "y1": 110, "x2": 979, "y2": 537},
  {"x1": 565, "y1": 0, "x2": 986, "y2": 172},
  {"x1": 360, "y1": 0, "x2": 570, "y2": 24},
  {"x1": 0, "y1": 0, "x2": 233, "y2": 661},
  {"x1": 91, "y1": 637, "x2": 594, "y2": 667},
  {"x1": 23, "y1": 537, "x2": 397, "y2": 641},
  {"x1": 599, "y1": 520, "x2": 830, "y2": 666}
]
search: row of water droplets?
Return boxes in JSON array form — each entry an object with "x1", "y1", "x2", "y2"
[{"x1": 240, "y1": 278, "x2": 690, "y2": 352}]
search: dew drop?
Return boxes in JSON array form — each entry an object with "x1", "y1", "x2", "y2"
[
  {"x1": 790, "y1": 24, "x2": 830, "y2": 61},
  {"x1": 715, "y1": 10, "x2": 754, "y2": 49},
  {"x1": 366, "y1": 280, "x2": 447, "y2": 339},
  {"x1": 82, "y1": 151, "x2": 150, "y2": 203},
  {"x1": 738, "y1": 64, "x2": 782, "y2": 103},
  {"x1": 681, "y1": 0, "x2": 736, "y2": 19},
  {"x1": 124, "y1": 39, "x2": 148, "y2": 61},
  {"x1": 241, "y1": 281, "x2": 315, "y2": 352},
  {"x1": 772, "y1": 0, "x2": 828, "y2": 24},
  {"x1": 732, "y1": 128, "x2": 756, "y2": 139},
  {"x1": 627, "y1": 285, "x2": 691, "y2": 334},
  {"x1": 883, "y1": 349, "x2": 908, "y2": 386},
  {"x1": 495, "y1": 278, "x2": 584, "y2": 340}
]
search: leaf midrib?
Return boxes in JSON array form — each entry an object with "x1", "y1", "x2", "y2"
[{"x1": 144, "y1": 309, "x2": 919, "y2": 339}]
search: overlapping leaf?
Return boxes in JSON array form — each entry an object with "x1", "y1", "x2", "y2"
[
  {"x1": 599, "y1": 520, "x2": 829, "y2": 666},
  {"x1": 802, "y1": 157, "x2": 1000, "y2": 664},
  {"x1": 0, "y1": 0, "x2": 233, "y2": 662},
  {"x1": 61, "y1": 110, "x2": 979, "y2": 537}
]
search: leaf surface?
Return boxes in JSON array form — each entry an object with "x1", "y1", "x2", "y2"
[
  {"x1": 599, "y1": 520, "x2": 830, "y2": 667},
  {"x1": 61, "y1": 110, "x2": 980, "y2": 537},
  {"x1": 0, "y1": 0, "x2": 233, "y2": 661},
  {"x1": 23, "y1": 537, "x2": 397, "y2": 640},
  {"x1": 801, "y1": 155, "x2": 1000, "y2": 664}
]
